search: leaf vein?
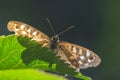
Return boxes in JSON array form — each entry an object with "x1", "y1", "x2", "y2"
[
  {"x1": 0, "y1": 49, "x2": 17, "y2": 63},
  {"x1": 11, "y1": 60, "x2": 22, "y2": 69}
]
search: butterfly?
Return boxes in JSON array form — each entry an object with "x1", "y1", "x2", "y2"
[{"x1": 7, "y1": 20, "x2": 101, "y2": 72}]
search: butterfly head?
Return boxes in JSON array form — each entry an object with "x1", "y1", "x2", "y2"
[{"x1": 51, "y1": 35, "x2": 60, "y2": 42}]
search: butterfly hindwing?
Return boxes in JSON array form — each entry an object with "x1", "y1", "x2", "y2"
[{"x1": 7, "y1": 21, "x2": 50, "y2": 47}]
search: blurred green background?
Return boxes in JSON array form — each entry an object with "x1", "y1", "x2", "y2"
[{"x1": 0, "y1": 0, "x2": 120, "y2": 80}]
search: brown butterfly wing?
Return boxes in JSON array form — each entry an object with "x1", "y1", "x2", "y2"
[
  {"x1": 7, "y1": 21, "x2": 50, "y2": 47},
  {"x1": 58, "y1": 41, "x2": 101, "y2": 71}
]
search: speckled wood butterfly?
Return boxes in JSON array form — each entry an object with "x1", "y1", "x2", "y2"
[{"x1": 7, "y1": 20, "x2": 101, "y2": 72}]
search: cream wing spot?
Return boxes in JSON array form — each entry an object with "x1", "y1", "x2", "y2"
[
  {"x1": 79, "y1": 49, "x2": 82, "y2": 55},
  {"x1": 88, "y1": 59, "x2": 92, "y2": 63},
  {"x1": 22, "y1": 31, "x2": 27, "y2": 35},
  {"x1": 27, "y1": 28, "x2": 32, "y2": 33},
  {"x1": 27, "y1": 28, "x2": 32, "y2": 37},
  {"x1": 72, "y1": 47, "x2": 77, "y2": 53},
  {"x1": 32, "y1": 38, "x2": 39, "y2": 41},
  {"x1": 13, "y1": 24, "x2": 17, "y2": 28},
  {"x1": 86, "y1": 50, "x2": 91, "y2": 57},
  {"x1": 20, "y1": 24, "x2": 26, "y2": 30},
  {"x1": 32, "y1": 31, "x2": 38, "y2": 36},
  {"x1": 80, "y1": 56, "x2": 85, "y2": 60},
  {"x1": 14, "y1": 28, "x2": 19, "y2": 32},
  {"x1": 78, "y1": 60, "x2": 83, "y2": 64}
]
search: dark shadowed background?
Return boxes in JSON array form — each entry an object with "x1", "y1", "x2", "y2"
[{"x1": 0, "y1": 0, "x2": 120, "y2": 80}]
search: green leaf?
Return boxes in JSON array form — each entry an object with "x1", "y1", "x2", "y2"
[
  {"x1": 0, "y1": 35, "x2": 91, "y2": 80},
  {"x1": 0, "y1": 69, "x2": 66, "y2": 80}
]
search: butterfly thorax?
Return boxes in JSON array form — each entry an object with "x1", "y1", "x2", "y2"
[{"x1": 50, "y1": 35, "x2": 60, "y2": 50}]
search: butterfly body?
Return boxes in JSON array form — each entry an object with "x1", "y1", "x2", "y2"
[
  {"x1": 50, "y1": 36, "x2": 59, "y2": 50},
  {"x1": 7, "y1": 21, "x2": 101, "y2": 72}
]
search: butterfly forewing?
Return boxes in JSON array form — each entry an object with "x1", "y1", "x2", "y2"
[
  {"x1": 7, "y1": 21, "x2": 101, "y2": 72},
  {"x1": 7, "y1": 21, "x2": 50, "y2": 47},
  {"x1": 59, "y1": 41, "x2": 101, "y2": 71}
]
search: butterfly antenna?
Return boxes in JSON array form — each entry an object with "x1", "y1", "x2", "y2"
[
  {"x1": 57, "y1": 26, "x2": 75, "y2": 36},
  {"x1": 46, "y1": 18, "x2": 56, "y2": 35}
]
